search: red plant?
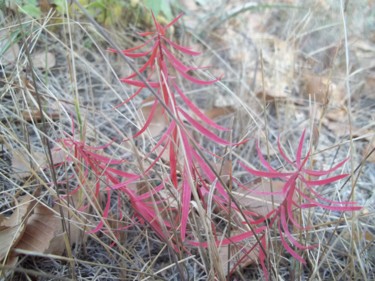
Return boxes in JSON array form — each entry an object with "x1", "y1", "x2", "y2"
[
  {"x1": 238, "y1": 130, "x2": 361, "y2": 263},
  {"x1": 109, "y1": 12, "x2": 239, "y2": 245},
  {"x1": 54, "y1": 12, "x2": 362, "y2": 280}
]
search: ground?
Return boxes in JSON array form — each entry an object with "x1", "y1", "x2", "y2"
[{"x1": 0, "y1": 0, "x2": 374, "y2": 280}]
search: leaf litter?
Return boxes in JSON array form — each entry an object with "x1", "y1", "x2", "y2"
[{"x1": 1, "y1": 1, "x2": 374, "y2": 280}]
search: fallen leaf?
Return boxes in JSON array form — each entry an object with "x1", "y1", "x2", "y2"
[
  {"x1": 232, "y1": 180, "x2": 287, "y2": 217},
  {"x1": 205, "y1": 106, "x2": 235, "y2": 120},
  {"x1": 22, "y1": 110, "x2": 60, "y2": 123},
  {"x1": 0, "y1": 29, "x2": 20, "y2": 65},
  {"x1": 11, "y1": 148, "x2": 47, "y2": 180},
  {"x1": 15, "y1": 201, "x2": 84, "y2": 255},
  {"x1": 139, "y1": 96, "x2": 168, "y2": 138},
  {"x1": 364, "y1": 138, "x2": 375, "y2": 163},
  {"x1": 31, "y1": 52, "x2": 56, "y2": 70},
  {"x1": 0, "y1": 194, "x2": 37, "y2": 262},
  {"x1": 217, "y1": 230, "x2": 262, "y2": 276},
  {"x1": 301, "y1": 73, "x2": 345, "y2": 105},
  {"x1": 255, "y1": 37, "x2": 295, "y2": 99}
]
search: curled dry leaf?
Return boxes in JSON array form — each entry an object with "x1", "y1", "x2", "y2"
[
  {"x1": 0, "y1": 194, "x2": 37, "y2": 263},
  {"x1": 217, "y1": 230, "x2": 261, "y2": 276},
  {"x1": 15, "y1": 201, "x2": 84, "y2": 255},
  {"x1": 255, "y1": 37, "x2": 295, "y2": 99},
  {"x1": 31, "y1": 52, "x2": 56, "y2": 70},
  {"x1": 139, "y1": 96, "x2": 169, "y2": 139},
  {"x1": 205, "y1": 106, "x2": 235, "y2": 120},
  {"x1": 364, "y1": 137, "x2": 375, "y2": 163},
  {"x1": 0, "y1": 190, "x2": 85, "y2": 275},
  {"x1": 232, "y1": 180, "x2": 288, "y2": 217},
  {"x1": 11, "y1": 148, "x2": 47, "y2": 180},
  {"x1": 301, "y1": 73, "x2": 345, "y2": 105},
  {"x1": 0, "y1": 29, "x2": 20, "y2": 65},
  {"x1": 22, "y1": 110, "x2": 60, "y2": 123}
]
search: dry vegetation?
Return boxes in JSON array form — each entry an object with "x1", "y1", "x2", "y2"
[{"x1": 0, "y1": 0, "x2": 374, "y2": 280}]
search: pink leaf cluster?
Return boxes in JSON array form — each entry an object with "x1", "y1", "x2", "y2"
[
  {"x1": 238, "y1": 130, "x2": 361, "y2": 263},
  {"x1": 54, "y1": 13, "x2": 362, "y2": 280},
  {"x1": 110, "y1": 12, "x2": 236, "y2": 246}
]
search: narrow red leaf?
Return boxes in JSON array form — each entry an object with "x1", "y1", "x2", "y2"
[
  {"x1": 280, "y1": 206, "x2": 315, "y2": 250},
  {"x1": 176, "y1": 66, "x2": 220, "y2": 85},
  {"x1": 107, "y1": 37, "x2": 154, "y2": 53},
  {"x1": 239, "y1": 162, "x2": 292, "y2": 179},
  {"x1": 87, "y1": 190, "x2": 111, "y2": 234},
  {"x1": 120, "y1": 78, "x2": 160, "y2": 88},
  {"x1": 180, "y1": 170, "x2": 191, "y2": 240},
  {"x1": 137, "y1": 31, "x2": 155, "y2": 37},
  {"x1": 107, "y1": 48, "x2": 152, "y2": 58},
  {"x1": 133, "y1": 98, "x2": 159, "y2": 138},
  {"x1": 178, "y1": 108, "x2": 231, "y2": 145},
  {"x1": 277, "y1": 137, "x2": 294, "y2": 164},
  {"x1": 165, "y1": 13, "x2": 184, "y2": 30},
  {"x1": 114, "y1": 88, "x2": 143, "y2": 108},
  {"x1": 84, "y1": 150, "x2": 123, "y2": 165},
  {"x1": 124, "y1": 47, "x2": 158, "y2": 79},
  {"x1": 256, "y1": 142, "x2": 278, "y2": 173},
  {"x1": 302, "y1": 174, "x2": 348, "y2": 186},
  {"x1": 163, "y1": 37, "x2": 201, "y2": 56},
  {"x1": 302, "y1": 158, "x2": 348, "y2": 176},
  {"x1": 296, "y1": 129, "x2": 306, "y2": 165},
  {"x1": 169, "y1": 130, "x2": 178, "y2": 187},
  {"x1": 189, "y1": 226, "x2": 267, "y2": 247},
  {"x1": 162, "y1": 44, "x2": 193, "y2": 73},
  {"x1": 173, "y1": 82, "x2": 229, "y2": 131},
  {"x1": 278, "y1": 221, "x2": 306, "y2": 264}
]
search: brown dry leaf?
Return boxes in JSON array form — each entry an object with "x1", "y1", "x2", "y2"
[
  {"x1": 15, "y1": 201, "x2": 84, "y2": 255},
  {"x1": 217, "y1": 230, "x2": 261, "y2": 276},
  {"x1": 257, "y1": 134, "x2": 278, "y2": 156},
  {"x1": 11, "y1": 148, "x2": 47, "y2": 180},
  {"x1": 255, "y1": 37, "x2": 295, "y2": 99},
  {"x1": 0, "y1": 29, "x2": 20, "y2": 65},
  {"x1": 22, "y1": 110, "x2": 60, "y2": 123},
  {"x1": 0, "y1": 194, "x2": 37, "y2": 262},
  {"x1": 40, "y1": 0, "x2": 54, "y2": 13},
  {"x1": 205, "y1": 106, "x2": 235, "y2": 120},
  {"x1": 364, "y1": 138, "x2": 375, "y2": 163},
  {"x1": 301, "y1": 73, "x2": 345, "y2": 105},
  {"x1": 139, "y1": 96, "x2": 168, "y2": 138},
  {"x1": 232, "y1": 180, "x2": 287, "y2": 217},
  {"x1": 31, "y1": 52, "x2": 56, "y2": 70},
  {"x1": 197, "y1": 159, "x2": 232, "y2": 186}
]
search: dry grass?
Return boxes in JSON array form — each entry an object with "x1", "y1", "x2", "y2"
[{"x1": 0, "y1": 0, "x2": 374, "y2": 280}]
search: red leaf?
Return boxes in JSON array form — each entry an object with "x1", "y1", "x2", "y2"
[
  {"x1": 302, "y1": 174, "x2": 348, "y2": 186},
  {"x1": 180, "y1": 171, "x2": 191, "y2": 240},
  {"x1": 302, "y1": 158, "x2": 348, "y2": 176},
  {"x1": 124, "y1": 47, "x2": 158, "y2": 79},
  {"x1": 162, "y1": 44, "x2": 193, "y2": 73},
  {"x1": 107, "y1": 37, "x2": 154, "y2": 53},
  {"x1": 277, "y1": 137, "x2": 294, "y2": 164},
  {"x1": 120, "y1": 78, "x2": 160, "y2": 88},
  {"x1": 176, "y1": 66, "x2": 220, "y2": 85},
  {"x1": 296, "y1": 129, "x2": 306, "y2": 165},
  {"x1": 87, "y1": 190, "x2": 111, "y2": 234},
  {"x1": 190, "y1": 226, "x2": 267, "y2": 247},
  {"x1": 280, "y1": 206, "x2": 315, "y2": 250},
  {"x1": 256, "y1": 142, "x2": 278, "y2": 173},
  {"x1": 173, "y1": 83, "x2": 228, "y2": 131},
  {"x1": 165, "y1": 13, "x2": 184, "y2": 30},
  {"x1": 107, "y1": 48, "x2": 152, "y2": 58},
  {"x1": 239, "y1": 162, "x2": 292, "y2": 179},
  {"x1": 178, "y1": 108, "x2": 231, "y2": 145},
  {"x1": 163, "y1": 37, "x2": 201, "y2": 56},
  {"x1": 278, "y1": 221, "x2": 306, "y2": 264}
]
